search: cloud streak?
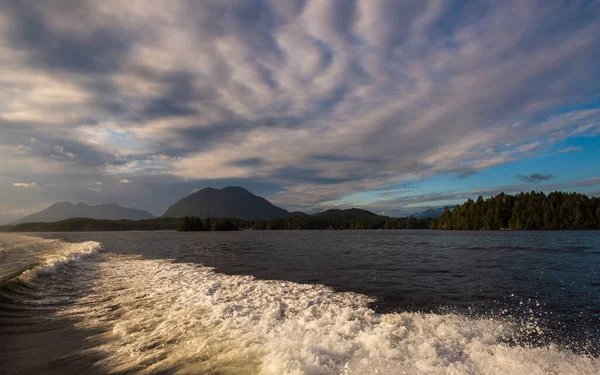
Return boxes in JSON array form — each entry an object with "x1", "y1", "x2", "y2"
[
  {"x1": 12, "y1": 182, "x2": 38, "y2": 188},
  {"x1": 559, "y1": 146, "x2": 583, "y2": 154},
  {"x1": 517, "y1": 174, "x2": 554, "y2": 183}
]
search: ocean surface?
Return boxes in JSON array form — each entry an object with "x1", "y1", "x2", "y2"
[{"x1": 0, "y1": 230, "x2": 599, "y2": 374}]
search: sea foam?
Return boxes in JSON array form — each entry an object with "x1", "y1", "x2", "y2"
[
  {"x1": 18, "y1": 240, "x2": 101, "y2": 281},
  {"x1": 0, "y1": 234, "x2": 101, "y2": 284},
  {"x1": 59, "y1": 254, "x2": 600, "y2": 375}
]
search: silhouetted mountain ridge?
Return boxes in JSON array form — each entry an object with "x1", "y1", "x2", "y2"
[
  {"x1": 162, "y1": 186, "x2": 291, "y2": 219},
  {"x1": 11, "y1": 202, "x2": 155, "y2": 225},
  {"x1": 411, "y1": 207, "x2": 450, "y2": 219},
  {"x1": 313, "y1": 208, "x2": 379, "y2": 220}
]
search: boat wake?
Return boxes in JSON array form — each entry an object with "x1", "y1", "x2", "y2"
[
  {"x1": 1, "y1": 234, "x2": 598, "y2": 374},
  {"x1": 63, "y1": 255, "x2": 599, "y2": 374}
]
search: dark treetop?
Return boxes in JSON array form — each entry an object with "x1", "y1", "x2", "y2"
[{"x1": 433, "y1": 191, "x2": 600, "y2": 230}]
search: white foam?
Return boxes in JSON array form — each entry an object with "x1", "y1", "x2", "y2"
[
  {"x1": 19, "y1": 240, "x2": 101, "y2": 281},
  {"x1": 59, "y1": 255, "x2": 600, "y2": 375},
  {"x1": 0, "y1": 234, "x2": 101, "y2": 283}
]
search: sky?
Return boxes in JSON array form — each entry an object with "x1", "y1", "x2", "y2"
[{"x1": 1, "y1": 0, "x2": 600, "y2": 223}]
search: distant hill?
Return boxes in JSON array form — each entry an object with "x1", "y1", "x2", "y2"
[
  {"x1": 11, "y1": 202, "x2": 155, "y2": 225},
  {"x1": 250, "y1": 207, "x2": 430, "y2": 230},
  {"x1": 411, "y1": 207, "x2": 448, "y2": 219},
  {"x1": 313, "y1": 208, "x2": 379, "y2": 220},
  {"x1": 162, "y1": 186, "x2": 290, "y2": 219}
]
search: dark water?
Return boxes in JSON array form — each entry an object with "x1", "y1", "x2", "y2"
[{"x1": 1, "y1": 231, "x2": 599, "y2": 374}]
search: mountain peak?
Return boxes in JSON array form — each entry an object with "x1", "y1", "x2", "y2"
[
  {"x1": 49, "y1": 201, "x2": 74, "y2": 206},
  {"x1": 162, "y1": 186, "x2": 289, "y2": 219},
  {"x1": 196, "y1": 186, "x2": 253, "y2": 194},
  {"x1": 222, "y1": 186, "x2": 252, "y2": 193},
  {"x1": 195, "y1": 187, "x2": 216, "y2": 193}
]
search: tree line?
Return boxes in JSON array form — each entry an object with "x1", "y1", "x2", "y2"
[
  {"x1": 178, "y1": 217, "x2": 240, "y2": 231},
  {"x1": 433, "y1": 191, "x2": 600, "y2": 230},
  {"x1": 176, "y1": 215, "x2": 431, "y2": 231},
  {"x1": 5, "y1": 217, "x2": 182, "y2": 232},
  {"x1": 243, "y1": 216, "x2": 431, "y2": 230},
  {"x1": 1, "y1": 215, "x2": 430, "y2": 232}
]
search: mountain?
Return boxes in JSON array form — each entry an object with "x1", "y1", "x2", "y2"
[
  {"x1": 11, "y1": 202, "x2": 155, "y2": 225},
  {"x1": 411, "y1": 207, "x2": 448, "y2": 219},
  {"x1": 313, "y1": 208, "x2": 379, "y2": 220},
  {"x1": 162, "y1": 186, "x2": 290, "y2": 219}
]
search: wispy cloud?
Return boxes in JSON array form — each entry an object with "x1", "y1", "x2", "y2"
[
  {"x1": 53, "y1": 145, "x2": 75, "y2": 159},
  {"x1": 517, "y1": 173, "x2": 554, "y2": 182},
  {"x1": 12, "y1": 182, "x2": 38, "y2": 188},
  {"x1": 119, "y1": 179, "x2": 130, "y2": 184},
  {"x1": 558, "y1": 146, "x2": 583, "y2": 153}
]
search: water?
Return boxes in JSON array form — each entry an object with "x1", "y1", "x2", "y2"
[{"x1": 0, "y1": 230, "x2": 599, "y2": 374}]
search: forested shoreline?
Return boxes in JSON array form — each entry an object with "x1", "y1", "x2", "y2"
[
  {"x1": 434, "y1": 191, "x2": 600, "y2": 230},
  {"x1": 178, "y1": 215, "x2": 432, "y2": 231},
  {"x1": 2, "y1": 218, "x2": 182, "y2": 232},
  {"x1": 0, "y1": 215, "x2": 431, "y2": 232}
]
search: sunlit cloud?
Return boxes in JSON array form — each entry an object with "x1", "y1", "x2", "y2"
[
  {"x1": 12, "y1": 182, "x2": 38, "y2": 188},
  {"x1": 558, "y1": 146, "x2": 583, "y2": 153},
  {"x1": 53, "y1": 145, "x2": 75, "y2": 159}
]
